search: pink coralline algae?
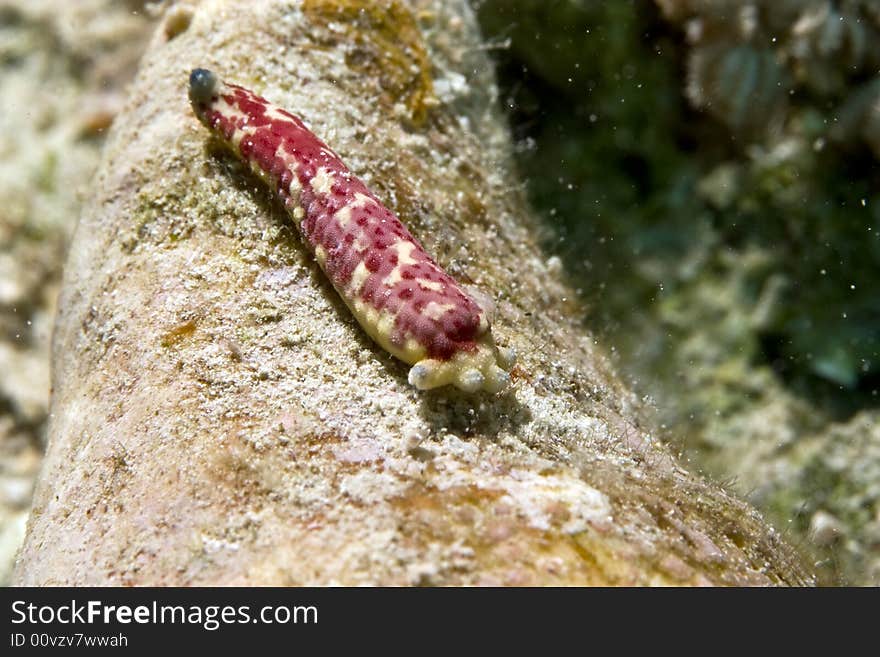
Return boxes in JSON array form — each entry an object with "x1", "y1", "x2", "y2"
[{"x1": 188, "y1": 69, "x2": 514, "y2": 392}]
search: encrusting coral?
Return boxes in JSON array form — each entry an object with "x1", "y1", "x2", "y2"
[{"x1": 12, "y1": 0, "x2": 810, "y2": 586}]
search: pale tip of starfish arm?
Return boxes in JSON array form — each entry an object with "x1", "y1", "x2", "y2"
[{"x1": 407, "y1": 341, "x2": 513, "y2": 394}]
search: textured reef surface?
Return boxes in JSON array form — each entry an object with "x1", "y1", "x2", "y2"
[
  {"x1": 5, "y1": 0, "x2": 875, "y2": 586},
  {"x1": 10, "y1": 0, "x2": 809, "y2": 586}
]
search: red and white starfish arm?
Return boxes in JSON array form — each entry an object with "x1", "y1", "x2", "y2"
[{"x1": 188, "y1": 69, "x2": 513, "y2": 392}]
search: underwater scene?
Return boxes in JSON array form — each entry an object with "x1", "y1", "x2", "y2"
[{"x1": 1, "y1": 0, "x2": 877, "y2": 586}]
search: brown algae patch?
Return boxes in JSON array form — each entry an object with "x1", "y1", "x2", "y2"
[{"x1": 303, "y1": 0, "x2": 437, "y2": 125}]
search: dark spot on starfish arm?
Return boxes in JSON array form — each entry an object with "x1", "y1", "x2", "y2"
[{"x1": 189, "y1": 68, "x2": 218, "y2": 105}]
